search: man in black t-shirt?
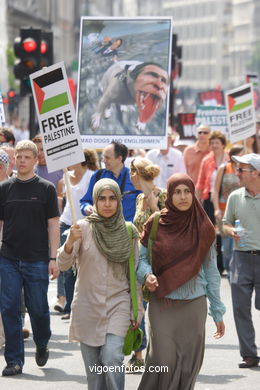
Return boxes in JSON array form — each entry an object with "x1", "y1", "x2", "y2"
[{"x1": 0, "y1": 140, "x2": 60, "y2": 376}]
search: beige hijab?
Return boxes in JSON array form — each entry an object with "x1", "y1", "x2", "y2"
[{"x1": 86, "y1": 178, "x2": 132, "y2": 277}]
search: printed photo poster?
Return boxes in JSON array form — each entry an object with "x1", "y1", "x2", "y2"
[
  {"x1": 225, "y1": 83, "x2": 256, "y2": 143},
  {"x1": 30, "y1": 62, "x2": 85, "y2": 173},
  {"x1": 77, "y1": 17, "x2": 173, "y2": 149},
  {"x1": 195, "y1": 105, "x2": 229, "y2": 139}
]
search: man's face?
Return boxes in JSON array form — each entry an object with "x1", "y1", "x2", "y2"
[
  {"x1": 102, "y1": 144, "x2": 122, "y2": 173},
  {"x1": 135, "y1": 64, "x2": 169, "y2": 123},
  {"x1": 235, "y1": 163, "x2": 256, "y2": 187},
  {"x1": 15, "y1": 150, "x2": 38, "y2": 176},
  {"x1": 35, "y1": 141, "x2": 46, "y2": 166},
  {"x1": 197, "y1": 126, "x2": 210, "y2": 142}
]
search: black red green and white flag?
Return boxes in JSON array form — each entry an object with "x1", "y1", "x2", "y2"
[
  {"x1": 30, "y1": 62, "x2": 84, "y2": 172},
  {"x1": 225, "y1": 83, "x2": 256, "y2": 143}
]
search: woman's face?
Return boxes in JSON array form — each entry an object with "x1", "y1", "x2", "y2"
[
  {"x1": 96, "y1": 189, "x2": 118, "y2": 218},
  {"x1": 171, "y1": 184, "x2": 193, "y2": 211},
  {"x1": 130, "y1": 168, "x2": 141, "y2": 190},
  {"x1": 210, "y1": 138, "x2": 225, "y2": 153}
]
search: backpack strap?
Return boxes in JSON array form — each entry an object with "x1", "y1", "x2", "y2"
[
  {"x1": 95, "y1": 168, "x2": 104, "y2": 182},
  {"x1": 126, "y1": 222, "x2": 138, "y2": 322}
]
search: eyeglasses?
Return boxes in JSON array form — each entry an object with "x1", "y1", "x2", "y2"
[
  {"x1": 235, "y1": 167, "x2": 255, "y2": 173},
  {"x1": 198, "y1": 131, "x2": 209, "y2": 135}
]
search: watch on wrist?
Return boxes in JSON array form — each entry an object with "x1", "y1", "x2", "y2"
[{"x1": 49, "y1": 257, "x2": 56, "y2": 261}]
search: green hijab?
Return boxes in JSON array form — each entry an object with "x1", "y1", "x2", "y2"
[{"x1": 86, "y1": 178, "x2": 132, "y2": 277}]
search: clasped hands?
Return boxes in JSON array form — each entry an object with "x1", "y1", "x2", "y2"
[{"x1": 144, "y1": 273, "x2": 159, "y2": 292}]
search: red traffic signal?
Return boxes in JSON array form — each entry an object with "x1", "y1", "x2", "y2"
[
  {"x1": 8, "y1": 89, "x2": 16, "y2": 99},
  {"x1": 23, "y1": 38, "x2": 37, "y2": 52},
  {"x1": 13, "y1": 28, "x2": 41, "y2": 81},
  {"x1": 40, "y1": 31, "x2": 53, "y2": 68},
  {"x1": 40, "y1": 40, "x2": 47, "y2": 54}
]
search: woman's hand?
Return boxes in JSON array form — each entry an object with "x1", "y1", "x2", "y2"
[
  {"x1": 131, "y1": 320, "x2": 140, "y2": 330},
  {"x1": 145, "y1": 274, "x2": 159, "y2": 292},
  {"x1": 214, "y1": 208, "x2": 222, "y2": 222},
  {"x1": 214, "y1": 321, "x2": 225, "y2": 339},
  {"x1": 64, "y1": 224, "x2": 82, "y2": 254},
  {"x1": 146, "y1": 191, "x2": 159, "y2": 212}
]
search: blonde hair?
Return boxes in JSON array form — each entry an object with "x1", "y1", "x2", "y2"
[
  {"x1": 131, "y1": 157, "x2": 160, "y2": 181},
  {"x1": 15, "y1": 140, "x2": 38, "y2": 158}
]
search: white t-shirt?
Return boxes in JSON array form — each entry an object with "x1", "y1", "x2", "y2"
[
  {"x1": 146, "y1": 148, "x2": 186, "y2": 189},
  {"x1": 60, "y1": 169, "x2": 94, "y2": 225}
]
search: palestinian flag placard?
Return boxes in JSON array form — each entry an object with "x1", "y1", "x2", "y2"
[
  {"x1": 246, "y1": 73, "x2": 259, "y2": 88},
  {"x1": 227, "y1": 86, "x2": 252, "y2": 113},
  {"x1": 33, "y1": 68, "x2": 69, "y2": 114},
  {"x1": 225, "y1": 83, "x2": 256, "y2": 143},
  {"x1": 30, "y1": 62, "x2": 85, "y2": 173}
]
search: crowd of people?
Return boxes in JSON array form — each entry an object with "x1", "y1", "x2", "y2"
[{"x1": 0, "y1": 121, "x2": 259, "y2": 389}]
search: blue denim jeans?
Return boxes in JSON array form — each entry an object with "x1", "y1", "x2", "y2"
[
  {"x1": 80, "y1": 334, "x2": 125, "y2": 390},
  {"x1": 136, "y1": 300, "x2": 147, "y2": 352},
  {"x1": 60, "y1": 221, "x2": 76, "y2": 314},
  {"x1": 222, "y1": 235, "x2": 234, "y2": 274},
  {"x1": 0, "y1": 256, "x2": 51, "y2": 367}
]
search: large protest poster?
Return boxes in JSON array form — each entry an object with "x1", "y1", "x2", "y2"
[
  {"x1": 225, "y1": 83, "x2": 256, "y2": 143},
  {"x1": 77, "y1": 17, "x2": 173, "y2": 149},
  {"x1": 30, "y1": 62, "x2": 85, "y2": 173},
  {"x1": 195, "y1": 105, "x2": 229, "y2": 139}
]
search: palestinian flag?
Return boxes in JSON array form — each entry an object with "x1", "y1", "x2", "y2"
[
  {"x1": 228, "y1": 86, "x2": 252, "y2": 113},
  {"x1": 246, "y1": 74, "x2": 259, "y2": 88},
  {"x1": 33, "y1": 68, "x2": 69, "y2": 114}
]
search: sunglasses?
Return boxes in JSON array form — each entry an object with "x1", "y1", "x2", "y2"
[
  {"x1": 198, "y1": 131, "x2": 209, "y2": 135},
  {"x1": 235, "y1": 167, "x2": 255, "y2": 173}
]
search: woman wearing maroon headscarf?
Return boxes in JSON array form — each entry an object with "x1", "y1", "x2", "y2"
[{"x1": 137, "y1": 173, "x2": 225, "y2": 390}]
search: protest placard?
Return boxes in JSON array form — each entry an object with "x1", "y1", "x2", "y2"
[
  {"x1": 195, "y1": 105, "x2": 229, "y2": 139},
  {"x1": 30, "y1": 62, "x2": 85, "y2": 173},
  {"x1": 225, "y1": 83, "x2": 256, "y2": 143},
  {"x1": 0, "y1": 91, "x2": 5, "y2": 125},
  {"x1": 77, "y1": 17, "x2": 173, "y2": 149}
]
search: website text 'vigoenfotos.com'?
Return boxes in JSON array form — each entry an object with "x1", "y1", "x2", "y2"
[{"x1": 89, "y1": 364, "x2": 169, "y2": 374}]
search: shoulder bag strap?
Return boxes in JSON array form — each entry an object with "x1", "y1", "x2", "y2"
[
  {"x1": 126, "y1": 222, "x2": 138, "y2": 322},
  {"x1": 147, "y1": 211, "x2": 160, "y2": 266}
]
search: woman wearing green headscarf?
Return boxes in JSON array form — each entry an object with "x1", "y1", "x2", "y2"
[{"x1": 57, "y1": 178, "x2": 142, "y2": 390}]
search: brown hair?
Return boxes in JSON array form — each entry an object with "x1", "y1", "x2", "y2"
[
  {"x1": 131, "y1": 157, "x2": 160, "y2": 181},
  {"x1": 0, "y1": 127, "x2": 16, "y2": 145},
  {"x1": 82, "y1": 149, "x2": 100, "y2": 171},
  {"x1": 209, "y1": 130, "x2": 227, "y2": 146},
  {"x1": 228, "y1": 144, "x2": 244, "y2": 160}
]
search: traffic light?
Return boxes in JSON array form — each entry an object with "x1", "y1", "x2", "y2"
[
  {"x1": 40, "y1": 31, "x2": 53, "y2": 68},
  {"x1": 14, "y1": 28, "x2": 41, "y2": 80},
  {"x1": 7, "y1": 89, "x2": 18, "y2": 114}
]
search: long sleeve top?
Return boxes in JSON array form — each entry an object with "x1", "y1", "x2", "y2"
[
  {"x1": 57, "y1": 219, "x2": 143, "y2": 346},
  {"x1": 137, "y1": 243, "x2": 225, "y2": 323}
]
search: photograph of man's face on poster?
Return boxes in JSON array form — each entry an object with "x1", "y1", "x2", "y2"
[{"x1": 77, "y1": 18, "x2": 172, "y2": 145}]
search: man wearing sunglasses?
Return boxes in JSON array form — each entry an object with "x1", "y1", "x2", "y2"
[
  {"x1": 183, "y1": 124, "x2": 211, "y2": 184},
  {"x1": 223, "y1": 153, "x2": 260, "y2": 369}
]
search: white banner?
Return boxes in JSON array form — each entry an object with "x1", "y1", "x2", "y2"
[
  {"x1": 0, "y1": 91, "x2": 5, "y2": 125},
  {"x1": 30, "y1": 62, "x2": 84, "y2": 172},
  {"x1": 225, "y1": 83, "x2": 256, "y2": 143}
]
